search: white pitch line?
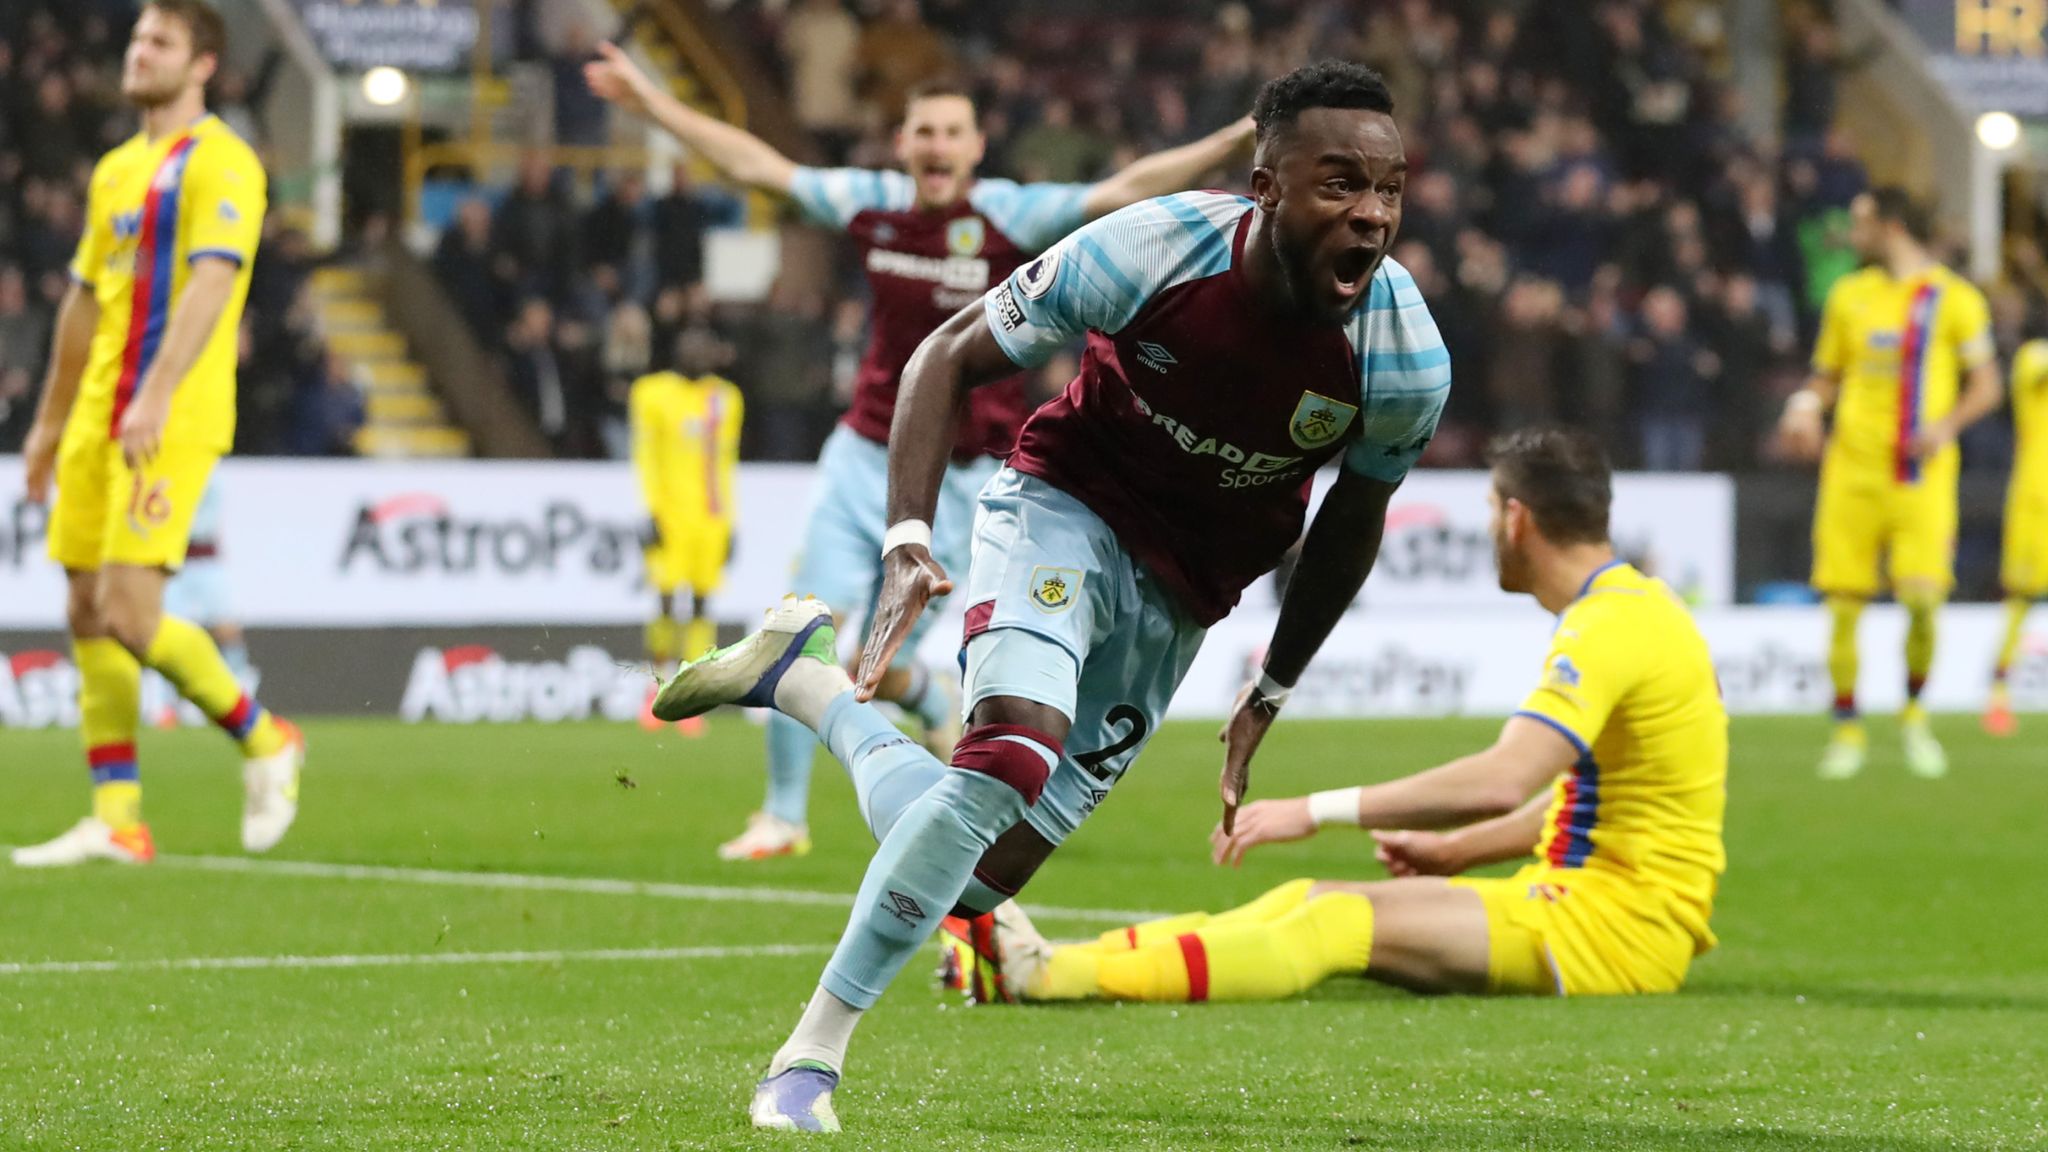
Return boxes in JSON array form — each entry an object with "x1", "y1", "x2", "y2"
[
  {"x1": 147, "y1": 852, "x2": 1162, "y2": 924},
  {"x1": 0, "y1": 942, "x2": 834, "y2": 978}
]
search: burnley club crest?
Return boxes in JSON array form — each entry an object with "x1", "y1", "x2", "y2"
[{"x1": 1288, "y1": 391, "x2": 1358, "y2": 450}]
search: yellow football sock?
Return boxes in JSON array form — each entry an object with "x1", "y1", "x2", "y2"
[
  {"x1": 645, "y1": 615, "x2": 680, "y2": 665},
  {"x1": 1095, "y1": 879, "x2": 1317, "y2": 952},
  {"x1": 1826, "y1": 596, "x2": 1864, "y2": 722},
  {"x1": 1032, "y1": 941, "x2": 1108, "y2": 1001},
  {"x1": 1902, "y1": 590, "x2": 1941, "y2": 706},
  {"x1": 76, "y1": 637, "x2": 143, "y2": 829},
  {"x1": 1994, "y1": 597, "x2": 2029, "y2": 685},
  {"x1": 1097, "y1": 891, "x2": 1375, "y2": 1002},
  {"x1": 144, "y1": 616, "x2": 285, "y2": 757},
  {"x1": 682, "y1": 616, "x2": 716, "y2": 661}
]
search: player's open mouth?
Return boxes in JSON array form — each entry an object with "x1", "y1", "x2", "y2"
[{"x1": 1332, "y1": 247, "x2": 1376, "y2": 296}]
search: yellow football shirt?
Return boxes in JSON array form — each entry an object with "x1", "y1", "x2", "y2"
[
  {"x1": 2012, "y1": 339, "x2": 2048, "y2": 497},
  {"x1": 1514, "y1": 561, "x2": 1729, "y2": 952},
  {"x1": 67, "y1": 114, "x2": 266, "y2": 454},
  {"x1": 1812, "y1": 264, "x2": 1993, "y2": 485},
  {"x1": 630, "y1": 371, "x2": 744, "y2": 523}
]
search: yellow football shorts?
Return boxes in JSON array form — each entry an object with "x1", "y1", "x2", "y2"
[
  {"x1": 644, "y1": 518, "x2": 732, "y2": 598},
  {"x1": 1450, "y1": 865, "x2": 1699, "y2": 996},
  {"x1": 2002, "y1": 486, "x2": 2048, "y2": 598},
  {"x1": 1811, "y1": 461, "x2": 1957, "y2": 597},
  {"x1": 47, "y1": 431, "x2": 219, "y2": 573}
]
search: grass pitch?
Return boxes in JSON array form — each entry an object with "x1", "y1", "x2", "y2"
[{"x1": 1, "y1": 714, "x2": 2045, "y2": 1150}]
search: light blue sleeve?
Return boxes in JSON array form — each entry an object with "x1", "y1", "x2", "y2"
[
  {"x1": 786, "y1": 166, "x2": 916, "y2": 231},
  {"x1": 1343, "y1": 258, "x2": 1451, "y2": 484},
  {"x1": 982, "y1": 191, "x2": 1246, "y2": 369},
  {"x1": 968, "y1": 178, "x2": 1091, "y2": 254}
]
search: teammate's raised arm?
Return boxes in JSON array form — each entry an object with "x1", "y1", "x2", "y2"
[
  {"x1": 1080, "y1": 116, "x2": 1255, "y2": 220},
  {"x1": 585, "y1": 42, "x2": 798, "y2": 193}
]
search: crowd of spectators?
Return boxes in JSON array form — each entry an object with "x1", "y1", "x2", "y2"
[{"x1": 0, "y1": 1, "x2": 351, "y2": 456}]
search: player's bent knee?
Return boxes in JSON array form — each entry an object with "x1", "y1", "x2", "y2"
[
  {"x1": 949, "y1": 720, "x2": 1063, "y2": 806},
  {"x1": 962, "y1": 822, "x2": 1056, "y2": 905}
]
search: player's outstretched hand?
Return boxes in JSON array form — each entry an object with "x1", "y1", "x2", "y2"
[
  {"x1": 1371, "y1": 829, "x2": 1462, "y2": 877},
  {"x1": 854, "y1": 545, "x2": 951, "y2": 702},
  {"x1": 22, "y1": 420, "x2": 60, "y2": 504},
  {"x1": 584, "y1": 42, "x2": 653, "y2": 115},
  {"x1": 1209, "y1": 796, "x2": 1313, "y2": 867},
  {"x1": 1217, "y1": 683, "x2": 1277, "y2": 835}
]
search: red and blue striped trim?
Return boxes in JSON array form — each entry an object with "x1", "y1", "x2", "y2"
[
  {"x1": 704, "y1": 388, "x2": 725, "y2": 518},
  {"x1": 110, "y1": 133, "x2": 201, "y2": 437},
  {"x1": 1175, "y1": 932, "x2": 1210, "y2": 1002},
  {"x1": 87, "y1": 741, "x2": 140, "y2": 784},
  {"x1": 1895, "y1": 281, "x2": 1942, "y2": 484},
  {"x1": 1517, "y1": 710, "x2": 1600, "y2": 869},
  {"x1": 217, "y1": 693, "x2": 260, "y2": 741}
]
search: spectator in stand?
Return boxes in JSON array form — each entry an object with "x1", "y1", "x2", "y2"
[
  {"x1": 552, "y1": 22, "x2": 609, "y2": 147},
  {"x1": 0, "y1": 263, "x2": 50, "y2": 385},
  {"x1": 1488, "y1": 276, "x2": 1568, "y2": 430},
  {"x1": 434, "y1": 197, "x2": 508, "y2": 346},
  {"x1": 654, "y1": 163, "x2": 717, "y2": 292},
  {"x1": 506, "y1": 297, "x2": 571, "y2": 451},
  {"x1": 585, "y1": 171, "x2": 657, "y2": 305},
  {"x1": 856, "y1": 0, "x2": 952, "y2": 122},
  {"x1": 1563, "y1": 263, "x2": 1632, "y2": 461},
  {"x1": 291, "y1": 350, "x2": 365, "y2": 457},
  {"x1": 1632, "y1": 284, "x2": 1716, "y2": 472},
  {"x1": 21, "y1": 72, "x2": 83, "y2": 180},
  {"x1": 492, "y1": 151, "x2": 580, "y2": 305},
  {"x1": 600, "y1": 298, "x2": 652, "y2": 459},
  {"x1": 781, "y1": 0, "x2": 863, "y2": 164},
  {"x1": 552, "y1": 313, "x2": 604, "y2": 458},
  {"x1": 1010, "y1": 96, "x2": 1110, "y2": 183},
  {"x1": 736, "y1": 276, "x2": 832, "y2": 462},
  {"x1": 1700, "y1": 272, "x2": 1776, "y2": 470}
]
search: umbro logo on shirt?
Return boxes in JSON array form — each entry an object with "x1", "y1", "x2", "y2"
[{"x1": 1135, "y1": 341, "x2": 1177, "y2": 373}]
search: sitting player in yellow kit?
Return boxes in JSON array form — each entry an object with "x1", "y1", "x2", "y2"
[
  {"x1": 957, "y1": 429, "x2": 1728, "y2": 1001},
  {"x1": 1985, "y1": 336, "x2": 2048, "y2": 736},
  {"x1": 1778, "y1": 188, "x2": 2004, "y2": 778},
  {"x1": 13, "y1": 0, "x2": 301, "y2": 867},
  {"x1": 633, "y1": 326, "x2": 743, "y2": 673}
]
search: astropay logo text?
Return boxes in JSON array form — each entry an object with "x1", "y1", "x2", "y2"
[
  {"x1": 341, "y1": 492, "x2": 643, "y2": 580},
  {"x1": 400, "y1": 644, "x2": 649, "y2": 723}
]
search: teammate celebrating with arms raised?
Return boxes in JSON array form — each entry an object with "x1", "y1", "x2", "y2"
[
  {"x1": 14, "y1": 0, "x2": 301, "y2": 867},
  {"x1": 652, "y1": 61, "x2": 1448, "y2": 1130},
  {"x1": 586, "y1": 44, "x2": 1253, "y2": 861},
  {"x1": 1778, "y1": 187, "x2": 2002, "y2": 779},
  {"x1": 968, "y1": 429, "x2": 1727, "y2": 1004}
]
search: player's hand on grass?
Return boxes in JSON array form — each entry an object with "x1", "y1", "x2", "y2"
[
  {"x1": 585, "y1": 42, "x2": 655, "y2": 115},
  {"x1": 117, "y1": 389, "x2": 170, "y2": 470},
  {"x1": 1217, "y1": 683, "x2": 1278, "y2": 836},
  {"x1": 1209, "y1": 796, "x2": 1313, "y2": 867},
  {"x1": 1371, "y1": 829, "x2": 1462, "y2": 877},
  {"x1": 854, "y1": 544, "x2": 951, "y2": 702},
  {"x1": 22, "y1": 419, "x2": 60, "y2": 504}
]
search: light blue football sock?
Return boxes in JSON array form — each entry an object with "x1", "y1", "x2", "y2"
[
  {"x1": 956, "y1": 875, "x2": 1009, "y2": 915},
  {"x1": 763, "y1": 713, "x2": 817, "y2": 826},
  {"x1": 819, "y1": 767, "x2": 1034, "y2": 1010},
  {"x1": 819, "y1": 691, "x2": 947, "y2": 841}
]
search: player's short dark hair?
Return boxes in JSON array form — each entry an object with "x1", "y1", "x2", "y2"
[
  {"x1": 1251, "y1": 60, "x2": 1394, "y2": 148},
  {"x1": 143, "y1": 0, "x2": 227, "y2": 63},
  {"x1": 1868, "y1": 185, "x2": 1933, "y2": 244},
  {"x1": 903, "y1": 78, "x2": 977, "y2": 119},
  {"x1": 1486, "y1": 426, "x2": 1611, "y2": 545}
]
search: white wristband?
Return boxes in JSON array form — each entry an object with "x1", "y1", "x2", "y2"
[
  {"x1": 882, "y1": 519, "x2": 932, "y2": 557},
  {"x1": 1253, "y1": 669, "x2": 1293, "y2": 710},
  {"x1": 1307, "y1": 786, "x2": 1364, "y2": 828}
]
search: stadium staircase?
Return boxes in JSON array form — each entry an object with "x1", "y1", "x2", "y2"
[{"x1": 309, "y1": 266, "x2": 472, "y2": 459}]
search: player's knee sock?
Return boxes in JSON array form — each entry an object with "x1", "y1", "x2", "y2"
[
  {"x1": 76, "y1": 637, "x2": 142, "y2": 829},
  {"x1": 1825, "y1": 596, "x2": 1864, "y2": 726},
  {"x1": 644, "y1": 615, "x2": 679, "y2": 665},
  {"x1": 815, "y1": 728, "x2": 1056, "y2": 1014},
  {"x1": 143, "y1": 616, "x2": 286, "y2": 758},
  {"x1": 682, "y1": 616, "x2": 716, "y2": 662},
  {"x1": 1097, "y1": 892, "x2": 1374, "y2": 1002},
  {"x1": 815, "y1": 693, "x2": 948, "y2": 840},
  {"x1": 763, "y1": 713, "x2": 821, "y2": 827},
  {"x1": 1994, "y1": 596, "x2": 2029, "y2": 690},
  {"x1": 1902, "y1": 590, "x2": 1941, "y2": 717}
]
